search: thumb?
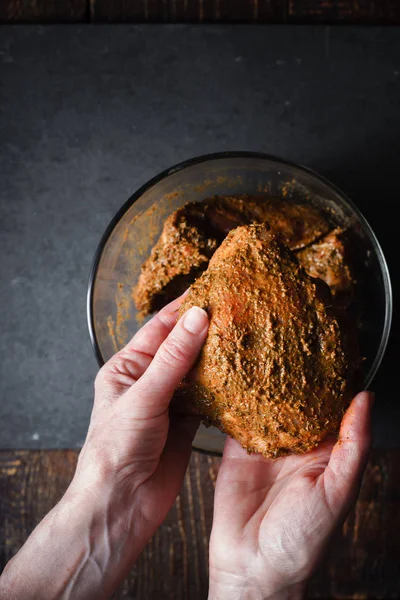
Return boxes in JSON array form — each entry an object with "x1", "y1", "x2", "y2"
[
  {"x1": 128, "y1": 306, "x2": 208, "y2": 417},
  {"x1": 324, "y1": 391, "x2": 373, "y2": 518}
]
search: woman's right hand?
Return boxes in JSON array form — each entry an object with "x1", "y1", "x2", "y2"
[{"x1": 208, "y1": 392, "x2": 373, "y2": 600}]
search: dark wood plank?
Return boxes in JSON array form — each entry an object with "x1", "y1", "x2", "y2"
[
  {"x1": 0, "y1": 0, "x2": 88, "y2": 23},
  {"x1": 90, "y1": 0, "x2": 287, "y2": 23},
  {"x1": 288, "y1": 0, "x2": 400, "y2": 24},
  {"x1": 1, "y1": 449, "x2": 400, "y2": 598},
  {"x1": 308, "y1": 450, "x2": 400, "y2": 599},
  {"x1": 90, "y1": 0, "x2": 400, "y2": 23},
  {"x1": 0, "y1": 451, "x2": 78, "y2": 569},
  {"x1": 116, "y1": 452, "x2": 219, "y2": 600},
  {"x1": 1, "y1": 0, "x2": 400, "y2": 23}
]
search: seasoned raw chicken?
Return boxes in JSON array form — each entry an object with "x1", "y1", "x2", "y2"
[
  {"x1": 134, "y1": 195, "x2": 329, "y2": 315},
  {"x1": 177, "y1": 224, "x2": 359, "y2": 458},
  {"x1": 296, "y1": 228, "x2": 355, "y2": 308},
  {"x1": 133, "y1": 203, "x2": 219, "y2": 315},
  {"x1": 207, "y1": 195, "x2": 330, "y2": 249}
]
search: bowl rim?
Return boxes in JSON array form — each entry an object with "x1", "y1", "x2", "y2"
[{"x1": 87, "y1": 151, "x2": 393, "y2": 388}]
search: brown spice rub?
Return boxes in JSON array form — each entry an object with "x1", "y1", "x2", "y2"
[
  {"x1": 177, "y1": 224, "x2": 358, "y2": 458},
  {"x1": 134, "y1": 195, "x2": 329, "y2": 315},
  {"x1": 296, "y1": 228, "x2": 355, "y2": 308},
  {"x1": 133, "y1": 203, "x2": 220, "y2": 315},
  {"x1": 206, "y1": 195, "x2": 330, "y2": 250}
]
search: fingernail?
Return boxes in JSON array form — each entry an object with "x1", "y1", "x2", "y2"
[
  {"x1": 355, "y1": 390, "x2": 375, "y2": 407},
  {"x1": 182, "y1": 307, "x2": 208, "y2": 334}
]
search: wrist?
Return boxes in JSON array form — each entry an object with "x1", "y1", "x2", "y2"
[
  {"x1": 64, "y1": 467, "x2": 140, "y2": 561},
  {"x1": 208, "y1": 572, "x2": 307, "y2": 600},
  {"x1": 61, "y1": 484, "x2": 137, "y2": 594},
  {"x1": 0, "y1": 476, "x2": 140, "y2": 600}
]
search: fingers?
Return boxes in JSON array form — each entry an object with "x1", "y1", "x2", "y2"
[
  {"x1": 325, "y1": 391, "x2": 373, "y2": 514},
  {"x1": 95, "y1": 294, "x2": 188, "y2": 399},
  {"x1": 128, "y1": 293, "x2": 188, "y2": 362},
  {"x1": 131, "y1": 307, "x2": 208, "y2": 416}
]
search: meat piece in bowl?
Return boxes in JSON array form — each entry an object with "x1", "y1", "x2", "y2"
[
  {"x1": 134, "y1": 195, "x2": 329, "y2": 316},
  {"x1": 177, "y1": 224, "x2": 360, "y2": 458},
  {"x1": 296, "y1": 228, "x2": 355, "y2": 309}
]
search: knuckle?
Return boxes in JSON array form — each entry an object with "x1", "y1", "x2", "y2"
[
  {"x1": 159, "y1": 337, "x2": 188, "y2": 367},
  {"x1": 94, "y1": 361, "x2": 118, "y2": 392},
  {"x1": 94, "y1": 365, "x2": 107, "y2": 389}
]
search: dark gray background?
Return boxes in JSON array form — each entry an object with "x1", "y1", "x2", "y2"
[{"x1": 0, "y1": 25, "x2": 398, "y2": 448}]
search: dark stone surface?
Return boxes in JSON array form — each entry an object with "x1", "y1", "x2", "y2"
[{"x1": 0, "y1": 25, "x2": 398, "y2": 448}]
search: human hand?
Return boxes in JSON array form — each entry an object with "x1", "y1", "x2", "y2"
[
  {"x1": 0, "y1": 296, "x2": 208, "y2": 600},
  {"x1": 208, "y1": 392, "x2": 373, "y2": 600},
  {"x1": 74, "y1": 295, "x2": 208, "y2": 537}
]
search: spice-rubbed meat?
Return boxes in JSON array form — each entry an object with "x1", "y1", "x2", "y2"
[
  {"x1": 133, "y1": 203, "x2": 220, "y2": 315},
  {"x1": 296, "y1": 228, "x2": 355, "y2": 308},
  {"x1": 133, "y1": 195, "x2": 329, "y2": 315},
  {"x1": 177, "y1": 224, "x2": 359, "y2": 458},
  {"x1": 206, "y1": 195, "x2": 330, "y2": 250}
]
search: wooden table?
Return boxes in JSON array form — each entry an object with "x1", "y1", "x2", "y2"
[
  {"x1": 1, "y1": 0, "x2": 400, "y2": 24},
  {"x1": 1, "y1": 448, "x2": 399, "y2": 598}
]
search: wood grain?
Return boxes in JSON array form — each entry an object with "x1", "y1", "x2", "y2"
[
  {"x1": 89, "y1": 0, "x2": 286, "y2": 22},
  {"x1": 0, "y1": 0, "x2": 88, "y2": 23},
  {"x1": 288, "y1": 0, "x2": 400, "y2": 24},
  {"x1": 1, "y1": 449, "x2": 400, "y2": 598},
  {"x1": 89, "y1": 0, "x2": 400, "y2": 23},
  {"x1": 2, "y1": 0, "x2": 400, "y2": 23}
]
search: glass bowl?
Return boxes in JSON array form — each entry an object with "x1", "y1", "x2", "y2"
[{"x1": 87, "y1": 152, "x2": 392, "y2": 455}]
